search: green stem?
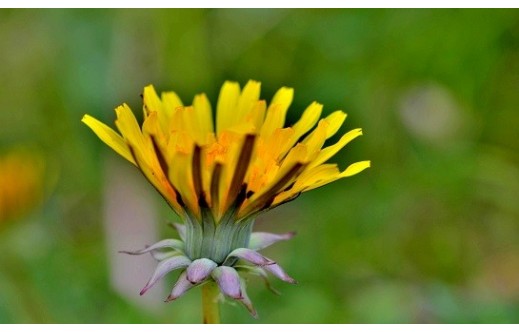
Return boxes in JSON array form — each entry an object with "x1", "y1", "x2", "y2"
[{"x1": 201, "y1": 282, "x2": 220, "y2": 324}]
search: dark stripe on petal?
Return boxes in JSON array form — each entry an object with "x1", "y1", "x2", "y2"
[
  {"x1": 128, "y1": 143, "x2": 185, "y2": 212},
  {"x1": 150, "y1": 135, "x2": 169, "y2": 176},
  {"x1": 191, "y1": 145, "x2": 203, "y2": 202},
  {"x1": 150, "y1": 136, "x2": 188, "y2": 209},
  {"x1": 226, "y1": 134, "x2": 256, "y2": 209},
  {"x1": 240, "y1": 163, "x2": 305, "y2": 217},
  {"x1": 210, "y1": 163, "x2": 223, "y2": 213},
  {"x1": 270, "y1": 192, "x2": 301, "y2": 210}
]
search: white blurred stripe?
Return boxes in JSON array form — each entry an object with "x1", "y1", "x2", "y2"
[{"x1": 103, "y1": 154, "x2": 164, "y2": 312}]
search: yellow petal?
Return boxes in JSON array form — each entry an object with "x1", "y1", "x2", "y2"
[
  {"x1": 142, "y1": 111, "x2": 162, "y2": 138},
  {"x1": 340, "y1": 160, "x2": 371, "y2": 177},
  {"x1": 244, "y1": 100, "x2": 266, "y2": 133},
  {"x1": 293, "y1": 102, "x2": 323, "y2": 139},
  {"x1": 236, "y1": 80, "x2": 261, "y2": 125},
  {"x1": 162, "y1": 91, "x2": 184, "y2": 110},
  {"x1": 114, "y1": 103, "x2": 146, "y2": 151},
  {"x1": 169, "y1": 105, "x2": 185, "y2": 133},
  {"x1": 281, "y1": 143, "x2": 308, "y2": 167},
  {"x1": 261, "y1": 87, "x2": 294, "y2": 138},
  {"x1": 278, "y1": 102, "x2": 323, "y2": 157},
  {"x1": 272, "y1": 164, "x2": 338, "y2": 204},
  {"x1": 323, "y1": 111, "x2": 347, "y2": 139},
  {"x1": 143, "y1": 85, "x2": 162, "y2": 116},
  {"x1": 308, "y1": 128, "x2": 363, "y2": 168},
  {"x1": 168, "y1": 149, "x2": 198, "y2": 216},
  {"x1": 295, "y1": 164, "x2": 339, "y2": 190},
  {"x1": 82, "y1": 114, "x2": 136, "y2": 165},
  {"x1": 193, "y1": 93, "x2": 214, "y2": 143},
  {"x1": 304, "y1": 160, "x2": 371, "y2": 191},
  {"x1": 180, "y1": 106, "x2": 200, "y2": 143},
  {"x1": 161, "y1": 91, "x2": 184, "y2": 126},
  {"x1": 260, "y1": 127, "x2": 295, "y2": 162},
  {"x1": 216, "y1": 81, "x2": 240, "y2": 134},
  {"x1": 302, "y1": 119, "x2": 328, "y2": 157}
]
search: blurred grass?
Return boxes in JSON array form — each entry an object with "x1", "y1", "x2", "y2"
[{"x1": 0, "y1": 9, "x2": 518, "y2": 323}]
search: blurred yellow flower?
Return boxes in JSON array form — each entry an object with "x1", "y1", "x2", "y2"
[
  {"x1": 83, "y1": 80, "x2": 370, "y2": 222},
  {"x1": 0, "y1": 150, "x2": 45, "y2": 227}
]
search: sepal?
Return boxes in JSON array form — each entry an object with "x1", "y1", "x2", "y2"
[
  {"x1": 212, "y1": 266, "x2": 243, "y2": 299},
  {"x1": 120, "y1": 239, "x2": 185, "y2": 256},
  {"x1": 165, "y1": 271, "x2": 195, "y2": 302},
  {"x1": 186, "y1": 258, "x2": 218, "y2": 284},
  {"x1": 224, "y1": 248, "x2": 274, "y2": 266},
  {"x1": 248, "y1": 231, "x2": 295, "y2": 251},
  {"x1": 140, "y1": 255, "x2": 191, "y2": 295}
]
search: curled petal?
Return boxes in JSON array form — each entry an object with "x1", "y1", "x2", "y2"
[
  {"x1": 262, "y1": 263, "x2": 296, "y2": 284},
  {"x1": 140, "y1": 255, "x2": 191, "y2": 295},
  {"x1": 225, "y1": 248, "x2": 274, "y2": 266},
  {"x1": 238, "y1": 278, "x2": 258, "y2": 319},
  {"x1": 248, "y1": 231, "x2": 296, "y2": 251},
  {"x1": 186, "y1": 258, "x2": 217, "y2": 284},
  {"x1": 212, "y1": 266, "x2": 243, "y2": 299},
  {"x1": 119, "y1": 239, "x2": 185, "y2": 255},
  {"x1": 165, "y1": 271, "x2": 195, "y2": 302}
]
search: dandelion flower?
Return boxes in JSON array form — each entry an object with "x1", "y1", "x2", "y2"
[{"x1": 82, "y1": 80, "x2": 370, "y2": 322}]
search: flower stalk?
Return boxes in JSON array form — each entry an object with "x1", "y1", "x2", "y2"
[{"x1": 202, "y1": 282, "x2": 220, "y2": 324}]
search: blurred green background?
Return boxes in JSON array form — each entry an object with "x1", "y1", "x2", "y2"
[{"x1": 1, "y1": 9, "x2": 519, "y2": 323}]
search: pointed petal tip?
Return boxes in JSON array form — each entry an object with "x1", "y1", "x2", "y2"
[
  {"x1": 164, "y1": 295, "x2": 176, "y2": 302},
  {"x1": 239, "y1": 295, "x2": 258, "y2": 318},
  {"x1": 118, "y1": 239, "x2": 185, "y2": 256},
  {"x1": 139, "y1": 286, "x2": 149, "y2": 296},
  {"x1": 248, "y1": 231, "x2": 297, "y2": 251},
  {"x1": 286, "y1": 231, "x2": 297, "y2": 238},
  {"x1": 166, "y1": 271, "x2": 195, "y2": 301},
  {"x1": 263, "y1": 263, "x2": 296, "y2": 284},
  {"x1": 250, "y1": 310, "x2": 259, "y2": 319},
  {"x1": 118, "y1": 250, "x2": 141, "y2": 255}
]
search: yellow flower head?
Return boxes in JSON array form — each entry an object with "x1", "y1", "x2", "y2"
[
  {"x1": 82, "y1": 80, "x2": 370, "y2": 318},
  {"x1": 83, "y1": 80, "x2": 370, "y2": 222}
]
